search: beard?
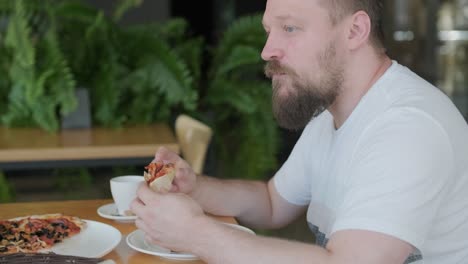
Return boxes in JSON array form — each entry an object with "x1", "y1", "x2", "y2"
[{"x1": 264, "y1": 43, "x2": 344, "y2": 130}]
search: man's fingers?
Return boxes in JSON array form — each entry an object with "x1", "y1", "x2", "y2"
[
  {"x1": 154, "y1": 147, "x2": 179, "y2": 163},
  {"x1": 144, "y1": 235, "x2": 163, "y2": 247},
  {"x1": 170, "y1": 184, "x2": 179, "y2": 192},
  {"x1": 154, "y1": 147, "x2": 190, "y2": 171},
  {"x1": 135, "y1": 217, "x2": 152, "y2": 234},
  {"x1": 136, "y1": 182, "x2": 161, "y2": 205},
  {"x1": 130, "y1": 196, "x2": 146, "y2": 216}
]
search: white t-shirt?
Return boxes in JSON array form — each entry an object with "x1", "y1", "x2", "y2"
[{"x1": 273, "y1": 61, "x2": 468, "y2": 263}]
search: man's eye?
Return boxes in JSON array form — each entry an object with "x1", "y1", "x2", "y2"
[{"x1": 283, "y1": 25, "x2": 297, "y2": 33}]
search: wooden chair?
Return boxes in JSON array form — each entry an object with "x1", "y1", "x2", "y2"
[{"x1": 175, "y1": 114, "x2": 213, "y2": 174}]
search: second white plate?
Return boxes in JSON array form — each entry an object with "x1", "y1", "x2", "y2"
[{"x1": 126, "y1": 222, "x2": 255, "y2": 261}]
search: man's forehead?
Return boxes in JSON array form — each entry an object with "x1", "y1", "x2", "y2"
[
  {"x1": 263, "y1": 0, "x2": 326, "y2": 24},
  {"x1": 265, "y1": 0, "x2": 323, "y2": 9}
]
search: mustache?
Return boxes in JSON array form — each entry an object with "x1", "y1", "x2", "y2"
[{"x1": 264, "y1": 61, "x2": 296, "y2": 79}]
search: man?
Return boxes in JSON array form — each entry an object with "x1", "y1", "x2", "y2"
[{"x1": 131, "y1": 0, "x2": 468, "y2": 263}]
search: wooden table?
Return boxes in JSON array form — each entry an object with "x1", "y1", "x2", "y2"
[
  {"x1": 0, "y1": 124, "x2": 179, "y2": 170},
  {"x1": 0, "y1": 199, "x2": 236, "y2": 264}
]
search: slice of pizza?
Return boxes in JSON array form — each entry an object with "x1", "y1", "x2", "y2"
[
  {"x1": 144, "y1": 162, "x2": 176, "y2": 192},
  {"x1": 0, "y1": 214, "x2": 86, "y2": 254}
]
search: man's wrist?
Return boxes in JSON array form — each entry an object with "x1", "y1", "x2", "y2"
[
  {"x1": 189, "y1": 174, "x2": 204, "y2": 200},
  {"x1": 187, "y1": 215, "x2": 215, "y2": 252}
]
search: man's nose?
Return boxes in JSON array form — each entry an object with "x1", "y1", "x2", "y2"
[{"x1": 261, "y1": 33, "x2": 284, "y2": 61}]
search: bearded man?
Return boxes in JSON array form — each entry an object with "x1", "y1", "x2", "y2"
[{"x1": 132, "y1": 1, "x2": 468, "y2": 263}]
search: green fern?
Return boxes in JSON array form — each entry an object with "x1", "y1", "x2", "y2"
[
  {"x1": 40, "y1": 11, "x2": 77, "y2": 117},
  {"x1": 1, "y1": 0, "x2": 77, "y2": 131},
  {"x1": 125, "y1": 18, "x2": 191, "y2": 44},
  {"x1": 207, "y1": 79, "x2": 257, "y2": 114},
  {"x1": 113, "y1": 0, "x2": 143, "y2": 22},
  {"x1": 204, "y1": 14, "x2": 279, "y2": 179},
  {"x1": 149, "y1": 43, "x2": 196, "y2": 108},
  {"x1": 0, "y1": 3, "x2": 276, "y2": 181},
  {"x1": 210, "y1": 15, "x2": 266, "y2": 78},
  {"x1": 85, "y1": 12, "x2": 124, "y2": 126},
  {"x1": 217, "y1": 45, "x2": 263, "y2": 75},
  {"x1": 54, "y1": 3, "x2": 200, "y2": 127},
  {"x1": 54, "y1": 0, "x2": 100, "y2": 24},
  {"x1": 2, "y1": 0, "x2": 38, "y2": 127},
  {"x1": 116, "y1": 19, "x2": 201, "y2": 124},
  {"x1": 172, "y1": 36, "x2": 204, "y2": 92},
  {"x1": 117, "y1": 50, "x2": 197, "y2": 122}
]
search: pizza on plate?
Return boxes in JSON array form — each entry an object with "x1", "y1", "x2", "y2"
[
  {"x1": 144, "y1": 162, "x2": 176, "y2": 192},
  {"x1": 0, "y1": 213, "x2": 86, "y2": 254}
]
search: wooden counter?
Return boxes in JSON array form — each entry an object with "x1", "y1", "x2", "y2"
[{"x1": 0, "y1": 124, "x2": 179, "y2": 169}]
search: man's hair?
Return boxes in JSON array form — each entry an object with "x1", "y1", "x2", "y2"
[{"x1": 320, "y1": 0, "x2": 385, "y2": 50}]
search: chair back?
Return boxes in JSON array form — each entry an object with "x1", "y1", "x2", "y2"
[{"x1": 175, "y1": 114, "x2": 213, "y2": 174}]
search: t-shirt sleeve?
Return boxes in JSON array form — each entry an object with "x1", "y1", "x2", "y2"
[
  {"x1": 273, "y1": 127, "x2": 314, "y2": 206},
  {"x1": 332, "y1": 109, "x2": 454, "y2": 249}
]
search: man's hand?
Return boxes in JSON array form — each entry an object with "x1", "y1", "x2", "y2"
[
  {"x1": 153, "y1": 147, "x2": 198, "y2": 194},
  {"x1": 131, "y1": 183, "x2": 206, "y2": 252}
]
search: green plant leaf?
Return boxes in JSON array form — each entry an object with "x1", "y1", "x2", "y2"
[
  {"x1": 217, "y1": 45, "x2": 263, "y2": 75},
  {"x1": 113, "y1": 0, "x2": 143, "y2": 22},
  {"x1": 173, "y1": 37, "x2": 204, "y2": 89},
  {"x1": 1, "y1": 0, "x2": 78, "y2": 131},
  {"x1": 210, "y1": 14, "x2": 266, "y2": 77},
  {"x1": 54, "y1": 0, "x2": 100, "y2": 24},
  {"x1": 203, "y1": 14, "x2": 279, "y2": 179},
  {"x1": 2, "y1": 0, "x2": 36, "y2": 127},
  {"x1": 31, "y1": 97, "x2": 59, "y2": 132},
  {"x1": 5, "y1": 1, "x2": 34, "y2": 68},
  {"x1": 207, "y1": 79, "x2": 257, "y2": 114},
  {"x1": 138, "y1": 38, "x2": 198, "y2": 110}
]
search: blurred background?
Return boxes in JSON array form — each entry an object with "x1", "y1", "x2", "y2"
[
  {"x1": 0, "y1": 0, "x2": 467, "y2": 242},
  {"x1": 385, "y1": 0, "x2": 468, "y2": 118}
]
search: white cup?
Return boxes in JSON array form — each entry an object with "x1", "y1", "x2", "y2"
[{"x1": 110, "y1": 175, "x2": 144, "y2": 216}]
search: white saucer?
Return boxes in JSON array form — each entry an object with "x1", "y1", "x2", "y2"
[
  {"x1": 126, "y1": 222, "x2": 255, "y2": 260},
  {"x1": 97, "y1": 203, "x2": 137, "y2": 222}
]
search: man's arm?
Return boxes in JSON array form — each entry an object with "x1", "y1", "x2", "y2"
[
  {"x1": 189, "y1": 182, "x2": 413, "y2": 264},
  {"x1": 190, "y1": 176, "x2": 306, "y2": 229},
  {"x1": 191, "y1": 216, "x2": 414, "y2": 264},
  {"x1": 133, "y1": 173, "x2": 413, "y2": 264},
  {"x1": 152, "y1": 146, "x2": 305, "y2": 229}
]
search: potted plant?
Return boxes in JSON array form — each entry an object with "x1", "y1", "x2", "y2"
[
  {"x1": 0, "y1": 0, "x2": 77, "y2": 132},
  {"x1": 0, "y1": 0, "x2": 203, "y2": 201},
  {"x1": 0, "y1": 0, "x2": 201, "y2": 130},
  {"x1": 0, "y1": 1, "x2": 278, "y2": 201}
]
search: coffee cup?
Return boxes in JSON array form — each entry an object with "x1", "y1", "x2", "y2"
[{"x1": 110, "y1": 175, "x2": 144, "y2": 216}]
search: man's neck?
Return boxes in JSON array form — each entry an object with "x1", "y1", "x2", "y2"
[{"x1": 329, "y1": 54, "x2": 392, "y2": 130}]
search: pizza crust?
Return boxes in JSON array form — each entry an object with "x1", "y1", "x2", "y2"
[{"x1": 10, "y1": 214, "x2": 86, "y2": 229}]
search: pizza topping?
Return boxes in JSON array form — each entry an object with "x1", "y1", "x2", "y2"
[
  {"x1": 0, "y1": 214, "x2": 85, "y2": 254},
  {"x1": 144, "y1": 162, "x2": 175, "y2": 184}
]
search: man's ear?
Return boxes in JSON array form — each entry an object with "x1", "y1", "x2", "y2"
[{"x1": 346, "y1": 11, "x2": 371, "y2": 50}]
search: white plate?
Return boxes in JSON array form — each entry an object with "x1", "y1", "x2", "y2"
[
  {"x1": 126, "y1": 222, "x2": 255, "y2": 261},
  {"x1": 52, "y1": 220, "x2": 122, "y2": 258},
  {"x1": 97, "y1": 203, "x2": 137, "y2": 222}
]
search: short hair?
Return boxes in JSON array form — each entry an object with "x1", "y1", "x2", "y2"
[{"x1": 320, "y1": 0, "x2": 385, "y2": 50}]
